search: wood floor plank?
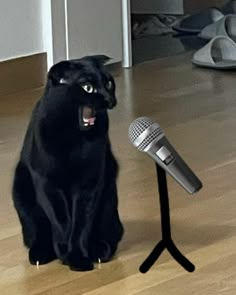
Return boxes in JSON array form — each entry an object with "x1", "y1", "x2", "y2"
[{"x1": 0, "y1": 53, "x2": 235, "y2": 294}]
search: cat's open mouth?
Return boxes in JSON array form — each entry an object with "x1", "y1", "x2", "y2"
[{"x1": 79, "y1": 106, "x2": 96, "y2": 129}]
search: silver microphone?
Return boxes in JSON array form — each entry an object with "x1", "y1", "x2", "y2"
[{"x1": 128, "y1": 117, "x2": 202, "y2": 194}]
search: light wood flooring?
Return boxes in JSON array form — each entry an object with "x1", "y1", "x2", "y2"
[{"x1": 0, "y1": 53, "x2": 236, "y2": 294}]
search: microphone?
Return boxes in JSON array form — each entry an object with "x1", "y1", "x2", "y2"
[{"x1": 128, "y1": 117, "x2": 202, "y2": 194}]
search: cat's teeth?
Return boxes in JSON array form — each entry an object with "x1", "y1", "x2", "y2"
[
  {"x1": 83, "y1": 122, "x2": 95, "y2": 127},
  {"x1": 83, "y1": 117, "x2": 96, "y2": 126}
]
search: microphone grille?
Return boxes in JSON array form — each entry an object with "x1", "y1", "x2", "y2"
[
  {"x1": 128, "y1": 117, "x2": 163, "y2": 151},
  {"x1": 128, "y1": 117, "x2": 154, "y2": 143}
]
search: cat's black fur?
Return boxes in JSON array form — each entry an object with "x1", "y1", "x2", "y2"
[{"x1": 12, "y1": 55, "x2": 124, "y2": 271}]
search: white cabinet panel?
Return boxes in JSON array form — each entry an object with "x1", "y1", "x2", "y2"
[{"x1": 66, "y1": 0, "x2": 123, "y2": 62}]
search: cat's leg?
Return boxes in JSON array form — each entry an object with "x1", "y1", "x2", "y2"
[
  {"x1": 65, "y1": 157, "x2": 108, "y2": 271},
  {"x1": 64, "y1": 186, "x2": 97, "y2": 271},
  {"x1": 31, "y1": 176, "x2": 73, "y2": 264},
  {"x1": 13, "y1": 162, "x2": 56, "y2": 265},
  {"x1": 28, "y1": 217, "x2": 56, "y2": 265},
  {"x1": 90, "y1": 179, "x2": 124, "y2": 263},
  {"x1": 24, "y1": 171, "x2": 91, "y2": 270},
  {"x1": 64, "y1": 143, "x2": 121, "y2": 271},
  {"x1": 89, "y1": 149, "x2": 124, "y2": 263}
]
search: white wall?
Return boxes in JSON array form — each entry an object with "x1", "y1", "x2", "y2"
[{"x1": 0, "y1": 0, "x2": 46, "y2": 61}]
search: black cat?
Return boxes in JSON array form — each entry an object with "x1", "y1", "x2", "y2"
[{"x1": 12, "y1": 55, "x2": 124, "y2": 271}]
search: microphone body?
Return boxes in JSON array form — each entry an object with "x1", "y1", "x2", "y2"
[{"x1": 129, "y1": 117, "x2": 202, "y2": 194}]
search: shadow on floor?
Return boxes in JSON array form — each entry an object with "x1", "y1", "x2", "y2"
[
  {"x1": 132, "y1": 33, "x2": 208, "y2": 65},
  {"x1": 121, "y1": 219, "x2": 235, "y2": 251}
]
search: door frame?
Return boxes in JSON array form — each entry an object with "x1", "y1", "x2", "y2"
[{"x1": 122, "y1": 0, "x2": 132, "y2": 68}]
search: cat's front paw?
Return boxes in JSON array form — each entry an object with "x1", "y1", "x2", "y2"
[
  {"x1": 29, "y1": 243, "x2": 56, "y2": 265},
  {"x1": 66, "y1": 252, "x2": 94, "y2": 271},
  {"x1": 91, "y1": 240, "x2": 116, "y2": 263}
]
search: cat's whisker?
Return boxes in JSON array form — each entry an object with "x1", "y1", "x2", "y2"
[
  {"x1": 36, "y1": 261, "x2": 40, "y2": 270},
  {"x1": 97, "y1": 258, "x2": 102, "y2": 270}
]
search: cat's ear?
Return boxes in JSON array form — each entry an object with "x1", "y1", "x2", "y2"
[
  {"x1": 47, "y1": 61, "x2": 71, "y2": 87},
  {"x1": 80, "y1": 55, "x2": 111, "y2": 66},
  {"x1": 91, "y1": 55, "x2": 111, "y2": 65}
]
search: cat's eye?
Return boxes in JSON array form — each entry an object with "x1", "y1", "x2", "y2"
[
  {"x1": 107, "y1": 80, "x2": 113, "y2": 90},
  {"x1": 59, "y1": 78, "x2": 68, "y2": 84},
  {"x1": 81, "y1": 83, "x2": 96, "y2": 94}
]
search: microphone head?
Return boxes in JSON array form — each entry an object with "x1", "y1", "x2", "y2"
[{"x1": 128, "y1": 117, "x2": 164, "y2": 151}]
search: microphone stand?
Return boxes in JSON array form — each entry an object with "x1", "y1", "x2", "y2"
[{"x1": 139, "y1": 163, "x2": 195, "y2": 273}]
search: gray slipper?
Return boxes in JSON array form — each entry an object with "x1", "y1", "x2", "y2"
[
  {"x1": 199, "y1": 14, "x2": 236, "y2": 41},
  {"x1": 192, "y1": 36, "x2": 236, "y2": 69},
  {"x1": 173, "y1": 7, "x2": 224, "y2": 33},
  {"x1": 221, "y1": 0, "x2": 236, "y2": 14}
]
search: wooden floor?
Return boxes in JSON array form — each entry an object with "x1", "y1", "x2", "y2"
[{"x1": 1, "y1": 53, "x2": 236, "y2": 294}]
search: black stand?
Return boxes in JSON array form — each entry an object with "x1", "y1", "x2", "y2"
[{"x1": 139, "y1": 164, "x2": 195, "y2": 273}]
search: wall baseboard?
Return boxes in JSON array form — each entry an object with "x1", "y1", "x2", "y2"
[{"x1": 0, "y1": 53, "x2": 47, "y2": 96}]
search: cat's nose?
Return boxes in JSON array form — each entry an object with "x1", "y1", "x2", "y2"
[{"x1": 105, "y1": 95, "x2": 117, "y2": 109}]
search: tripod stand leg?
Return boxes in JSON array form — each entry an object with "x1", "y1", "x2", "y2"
[
  {"x1": 139, "y1": 165, "x2": 196, "y2": 273},
  {"x1": 139, "y1": 240, "x2": 165, "y2": 273},
  {"x1": 167, "y1": 239, "x2": 195, "y2": 272}
]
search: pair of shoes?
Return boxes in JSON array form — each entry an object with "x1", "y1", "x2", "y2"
[
  {"x1": 174, "y1": 1, "x2": 236, "y2": 70},
  {"x1": 192, "y1": 36, "x2": 236, "y2": 69},
  {"x1": 199, "y1": 14, "x2": 236, "y2": 41},
  {"x1": 173, "y1": 1, "x2": 236, "y2": 33},
  {"x1": 193, "y1": 14, "x2": 236, "y2": 69},
  {"x1": 173, "y1": 7, "x2": 224, "y2": 34}
]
